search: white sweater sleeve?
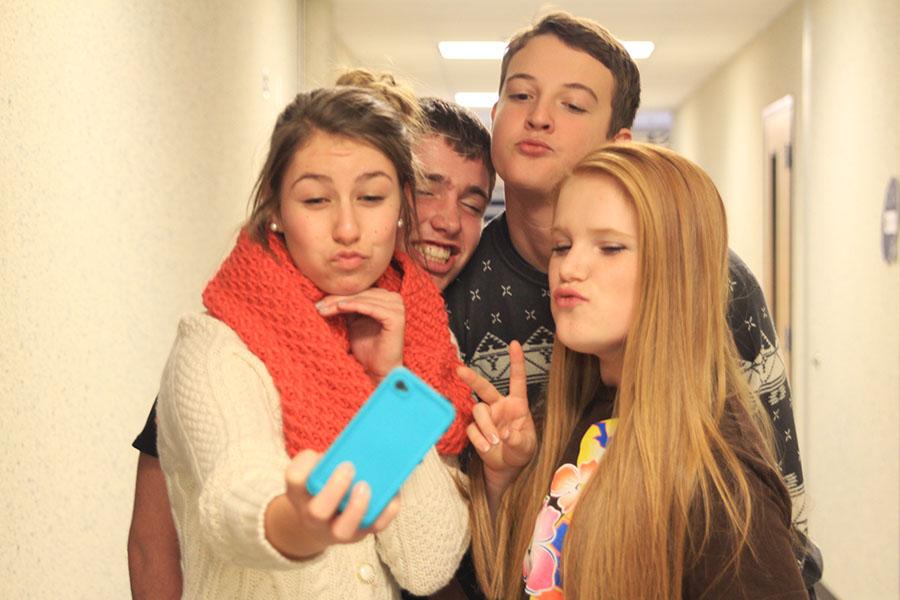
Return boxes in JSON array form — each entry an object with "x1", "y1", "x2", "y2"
[
  {"x1": 157, "y1": 314, "x2": 332, "y2": 572},
  {"x1": 374, "y1": 449, "x2": 471, "y2": 595}
]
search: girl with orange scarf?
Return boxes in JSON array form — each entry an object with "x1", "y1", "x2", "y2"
[{"x1": 156, "y1": 74, "x2": 472, "y2": 599}]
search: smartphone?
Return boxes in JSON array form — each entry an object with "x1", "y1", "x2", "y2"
[{"x1": 305, "y1": 366, "x2": 456, "y2": 528}]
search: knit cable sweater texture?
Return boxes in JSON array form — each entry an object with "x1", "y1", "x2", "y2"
[{"x1": 157, "y1": 314, "x2": 470, "y2": 599}]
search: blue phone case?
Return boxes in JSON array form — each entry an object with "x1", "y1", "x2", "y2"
[{"x1": 305, "y1": 367, "x2": 456, "y2": 528}]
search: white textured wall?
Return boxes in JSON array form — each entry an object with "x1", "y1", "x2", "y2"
[
  {"x1": 801, "y1": 0, "x2": 900, "y2": 597},
  {"x1": 0, "y1": 1, "x2": 298, "y2": 597},
  {"x1": 673, "y1": 0, "x2": 900, "y2": 597},
  {"x1": 672, "y1": 1, "x2": 803, "y2": 277},
  {"x1": 299, "y1": 0, "x2": 360, "y2": 90}
]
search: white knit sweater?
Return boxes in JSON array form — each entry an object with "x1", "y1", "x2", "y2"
[{"x1": 157, "y1": 314, "x2": 470, "y2": 599}]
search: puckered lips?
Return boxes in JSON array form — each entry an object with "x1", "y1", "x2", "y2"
[
  {"x1": 330, "y1": 249, "x2": 366, "y2": 270},
  {"x1": 553, "y1": 286, "x2": 587, "y2": 308},
  {"x1": 516, "y1": 137, "x2": 553, "y2": 158},
  {"x1": 413, "y1": 241, "x2": 459, "y2": 275}
]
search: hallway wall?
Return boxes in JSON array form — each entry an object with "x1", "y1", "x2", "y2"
[
  {"x1": 0, "y1": 1, "x2": 298, "y2": 597},
  {"x1": 299, "y1": 0, "x2": 360, "y2": 89},
  {"x1": 673, "y1": 0, "x2": 900, "y2": 597},
  {"x1": 801, "y1": 0, "x2": 899, "y2": 596},
  {"x1": 672, "y1": 2, "x2": 803, "y2": 278}
]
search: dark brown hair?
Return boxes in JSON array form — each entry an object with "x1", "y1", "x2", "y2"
[
  {"x1": 499, "y1": 11, "x2": 641, "y2": 138},
  {"x1": 419, "y1": 96, "x2": 496, "y2": 196},
  {"x1": 247, "y1": 70, "x2": 422, "y2": 248}
]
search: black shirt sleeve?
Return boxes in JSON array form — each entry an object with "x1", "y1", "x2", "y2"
[{"x1": 132, "y1": 399, "x2": 159, "y2": 457}]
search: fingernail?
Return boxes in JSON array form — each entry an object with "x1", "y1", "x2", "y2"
[
  {"x1": 501, "y1": 429, "x2": 510, "y2": 440},
  {"x1": 490, "y1": 433, "x2": 500, "y2": 445},
  {"x1": 482, "y1": 444, "x2": 491, "y2": 453},
  {"x1": 315, "y1": 301, "x2": 327, "y2": 311},
  {"x1": 355, "y1": 482, "x2": 370, "y2": 498}
]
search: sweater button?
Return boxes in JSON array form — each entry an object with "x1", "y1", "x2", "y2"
[{"x1": 357, "y1": 562, "x2": 376, "y2": 584}]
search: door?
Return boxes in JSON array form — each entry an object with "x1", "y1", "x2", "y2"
[{"x1": 762, "y1": 95, "x2": 794, "y2": 377}]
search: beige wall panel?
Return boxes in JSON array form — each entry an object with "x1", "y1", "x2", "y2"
[
  {"x1": 802, "y1": 0, "x2": 900, "y2": 596},
  {"x1": 673, "y1": 2, "x2": 803, "y2": 278},
  {"x1": 0, "y1": 1, "x2": 298, "y2": 597}
]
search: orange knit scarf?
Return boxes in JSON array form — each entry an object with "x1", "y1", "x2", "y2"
[{"x1": 202, "y1": 230, "x2": 472, "y2": 456}]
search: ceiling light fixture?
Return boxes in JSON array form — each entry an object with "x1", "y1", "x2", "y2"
[
  {"x1": 622, "y1": 41, "x2": 655, "y2": 60},
  {"x1": 454, "y1": 92, "x2": 499, "y2": 108},
  {"x1": 439, "y1": 41, "x2": 507, "y2": 60}
]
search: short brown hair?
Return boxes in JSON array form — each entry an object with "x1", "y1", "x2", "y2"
[
  {"x1": 419, "y1": 96, "x2": 496, "y2": 196},
  {"x1": 247, "y1": 71, "x2": 421, "y2": 248},
  {"x1": 499, "y1": 12, "x2": 641, "y2": 138}
]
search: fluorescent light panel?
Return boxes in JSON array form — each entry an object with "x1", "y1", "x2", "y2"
[
  {"x1": 454, "y1": 92, "x2": 499, "y2": 108},
  {"x1": 439, "y1": 40, "x2": 655, "y2": 61},
  {"x1": 439, "y1": 41, "x2": 506, "y2": 60}
]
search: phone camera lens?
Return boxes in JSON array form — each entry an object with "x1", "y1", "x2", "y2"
[{"x1": 395, "y1": 380, "x2": 408, "y2": 392}]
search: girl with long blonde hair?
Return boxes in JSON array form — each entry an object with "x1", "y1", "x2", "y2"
[{"x1": 461, "y1": 142, "x2": 807, "y2": 599}]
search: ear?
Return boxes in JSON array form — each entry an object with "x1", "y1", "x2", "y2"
[
  {"x1": 611, "y1": 128, "x2": 633, "y2": 142},
  {"x1": 268, "y1": 208, "x2": 284, "y2": 233}
]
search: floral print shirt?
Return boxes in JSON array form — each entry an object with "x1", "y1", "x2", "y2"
[
  {"x1": 523, "y1": 389, "x2": 616, "y2": 599},
  {"x1": 521, "y1": 390, "x2": 808, "y2": 600}
]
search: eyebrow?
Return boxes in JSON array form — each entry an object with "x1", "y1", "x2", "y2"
[
  {"x1": 290, "y1": 170, "x2": 393, "y2": 189},
  {"x1": 551, "y1": 225, "x2": 635, "y2": 239},
  {"x1": 423, "y1": 172, "x2": 489, "y2": 201},
  {"x1": 505, "y1": 73, "x2": 599, "y2": 103},
  {"x1": 463, "y1": 185, "x2": 490, "y2": 201}
]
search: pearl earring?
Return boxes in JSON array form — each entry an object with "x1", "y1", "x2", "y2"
[
  {"x1": 397, "y1": 218, "x2": 404, "y2": 227},
  {"x1": 269, "y1": 222, "x2": 279, "y2": 232}
]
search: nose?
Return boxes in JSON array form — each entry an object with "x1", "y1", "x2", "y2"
[
  {"x1": 333, "y1": 203, "x2": 361, "y2": 245},
  {"x1": 526, "y1": 97, "x2": 553, "y2": 132},
  {"x1": 557, "y1": 246, "x2": 588, "y2": 282},
  {"x1": 430, "y1": 196, "x2": 462, "y2": 236}
]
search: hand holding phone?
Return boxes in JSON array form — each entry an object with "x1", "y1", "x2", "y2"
[
  {"x1": 266, "y1": 449, "x2": 401, "y2": 560},
  {"x1": 306, "y1": 367, "x2": 456, "y2": 528}
]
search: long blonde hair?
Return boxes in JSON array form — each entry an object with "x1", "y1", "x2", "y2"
[{"x1": 469, "y1": 143, "x2": 784, "y2": 599}]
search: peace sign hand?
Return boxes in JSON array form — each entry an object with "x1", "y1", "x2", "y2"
[{"x1": 457, "y1": 340, "x2": 536, "y2": 496}]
